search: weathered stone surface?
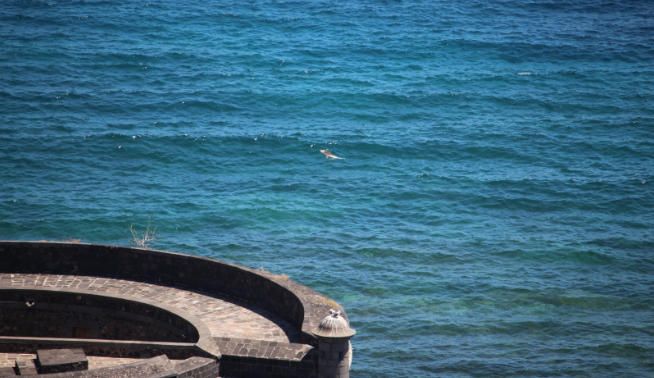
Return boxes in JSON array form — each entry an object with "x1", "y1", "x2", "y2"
[
  {"x1": 37, "y1": 348, "x2": 88, "y2": 373},
  {"x1": 0, "y1": 241, "x2": 353, "y2": 378},
  {"x1": 0, "y1": 366, "x2": 17, "y2": 376},
  {"x1": 173, "y1": 356, "x2": 219, "y2": 377},
  {"x1": 15, "y1": 357, "x2": 37, "y2": 375},
  {"x1": 213, "y1": 337, "x2": 313, "y2": 361},
  {"x1": 35, "y1": 355, "x2": 175, "y2": 377},
  {"x1": 0, "y1": 274, "x2": 296, "y2": 344}
]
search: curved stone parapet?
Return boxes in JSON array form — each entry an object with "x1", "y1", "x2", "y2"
[{"x1": 0, "y1": 241, "x2": 352, "y2": 377}]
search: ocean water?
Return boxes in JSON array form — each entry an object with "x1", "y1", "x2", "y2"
[{"x1": 1, "y1": 0, "x2": 653, "y2": 376}]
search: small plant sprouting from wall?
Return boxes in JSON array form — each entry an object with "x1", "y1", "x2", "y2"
[{"x1": 130, "y1": 222, "x2": 156, "y2": 248}]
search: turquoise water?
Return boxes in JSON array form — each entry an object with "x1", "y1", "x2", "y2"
[{"x1": 1, "y1": 0, "x2": 653, "y2": 376}]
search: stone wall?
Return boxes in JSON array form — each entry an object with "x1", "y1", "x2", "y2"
[
  {"x1": 214, "y1": 337, "x2": 317, "y2": 378},
  {"x1": 0, "y1": 241, "x2": 354, "y2": 377},
  {"x1": 26, "y1": 355, "x2": 220, "y2": 378},
  {"x1": 0, "y1": 242, "x2": 308, "y2": 335},
  {"x1": 0, "y1": 289, "x2": 198, "y2": 342}
]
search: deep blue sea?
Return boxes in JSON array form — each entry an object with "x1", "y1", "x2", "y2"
[{"x1": 1, "y1": 0, "x2": 653, "y2": 376}]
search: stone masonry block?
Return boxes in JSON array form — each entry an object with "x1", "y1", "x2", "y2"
[{"x1": 37, "y1": 348, "x2": 88, "y2": 374}]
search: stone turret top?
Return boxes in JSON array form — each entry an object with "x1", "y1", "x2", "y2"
[{"x1": 313, "y1": 309, "x2": 356, "y2": 338}]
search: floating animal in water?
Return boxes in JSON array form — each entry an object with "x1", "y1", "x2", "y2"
[{"x1": 320, "y1": 149, "x2": 344, "y2": 160}]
